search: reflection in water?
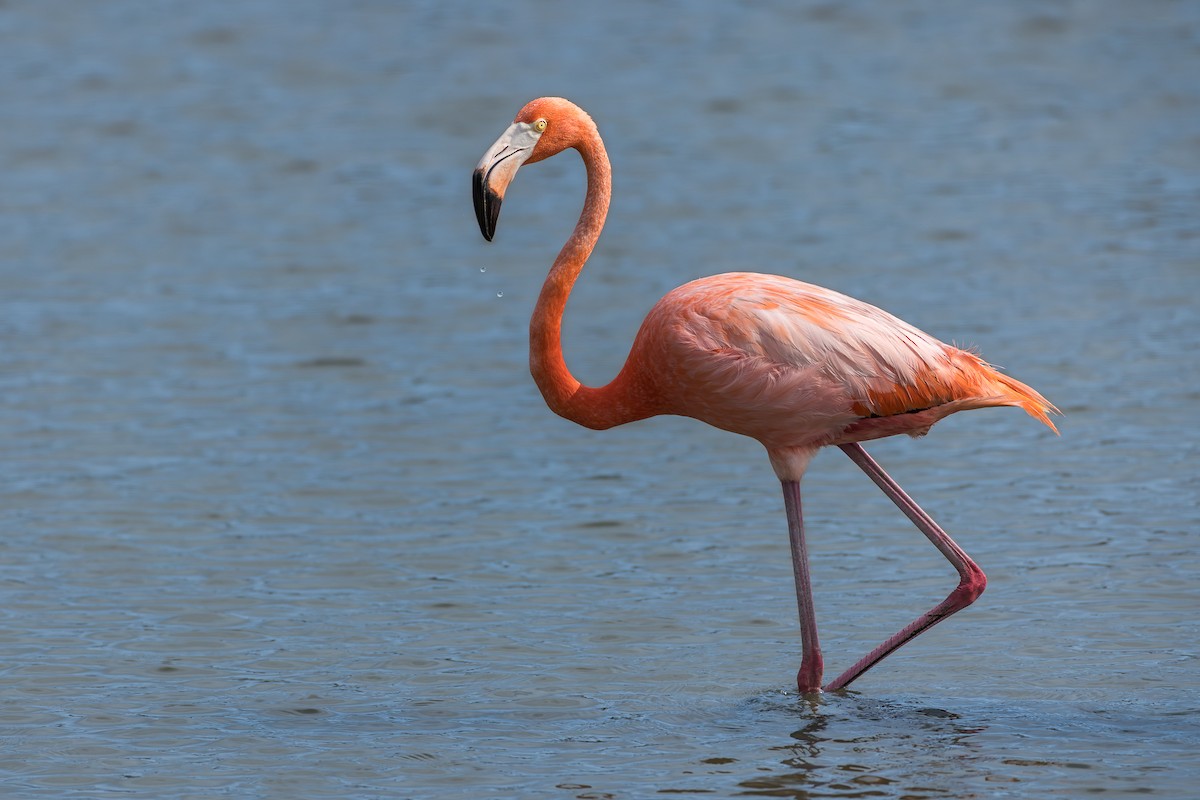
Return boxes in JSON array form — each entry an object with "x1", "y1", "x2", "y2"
[{"x1": 734, "y1": 695, "x2": 989, "y2": 798}]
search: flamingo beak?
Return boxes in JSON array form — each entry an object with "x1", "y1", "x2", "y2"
[
  {"x1": 472, "y1": 121, "x2": 543, "y2": 241},
  {"x1": 472, "y1": 166, "x2": 503, "y2": 243}
]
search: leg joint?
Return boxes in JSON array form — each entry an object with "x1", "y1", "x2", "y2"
[{"x1": 954, "y1": 565, "x2": 987, "y2": 605}]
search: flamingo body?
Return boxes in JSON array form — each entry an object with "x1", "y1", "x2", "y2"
[
  {"x1": 621, "y1": 271, "x2": 1054, "y2": 479},
  {"x1": 472, "y1": 97, "x2": 1058, "y2": 692}
]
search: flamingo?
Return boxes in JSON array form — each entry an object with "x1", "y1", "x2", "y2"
[{"x1": 471, "y1": 97, "x2": 1058, "y2": 693}]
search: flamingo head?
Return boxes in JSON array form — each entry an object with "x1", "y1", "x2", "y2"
[{"x1": 473, "y1": 97, "x2": 595, "y2": 241}]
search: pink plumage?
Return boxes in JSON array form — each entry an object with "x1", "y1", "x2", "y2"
[
  {"x1": 473, "y1": 97, "x2": 1058, "y2": 692},
  {"x1": 627, "y1": 272, "x2": 1055, "y2": 479}
]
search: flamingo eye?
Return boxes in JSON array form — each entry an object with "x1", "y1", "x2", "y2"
[{"x1": 533, "y1": 118, "x2": 548, "y2": 133}]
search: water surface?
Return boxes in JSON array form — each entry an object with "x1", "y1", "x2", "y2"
[{"x1": 1, "y1": 1, "x2": 1198, "y2": 797}]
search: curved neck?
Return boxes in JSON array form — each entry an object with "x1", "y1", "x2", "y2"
[{"x1": 529, "y1": 133, "x2": 647, "y2": 430}]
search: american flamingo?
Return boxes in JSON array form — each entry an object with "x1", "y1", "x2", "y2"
[{"x1": 472, "y1": 97, "x2": 1058, "y2": 693}]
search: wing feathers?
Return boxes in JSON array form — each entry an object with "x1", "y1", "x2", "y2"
[{"x1": 653, "y1": 273, "x2": 1059, "y2": 436}]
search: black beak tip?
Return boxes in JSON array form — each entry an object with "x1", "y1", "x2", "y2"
[{"x1": 472, "y1": 169, "x2": 500, "y2": 242}]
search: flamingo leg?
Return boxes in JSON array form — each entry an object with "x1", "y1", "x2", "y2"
[
  {"x1": 782, "y1": 480, "x2": 823, "y2": 693},
  {"x1": 824, "y1": 442, "x2": 987, "y2": 691}
]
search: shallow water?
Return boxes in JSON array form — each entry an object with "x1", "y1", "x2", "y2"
[{"x1": 2, "y1": 1, "x2": 1198, "y2": 797}]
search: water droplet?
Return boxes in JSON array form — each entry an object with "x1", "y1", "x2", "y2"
[{"x1": 496, "y1": 291, "x2": 504, "y2": 298}]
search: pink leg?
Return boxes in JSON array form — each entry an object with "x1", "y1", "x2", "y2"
[
  {"x1": 824, "y1": 443, "x2": 987, "y2": 691},
  {"x1": 782, "y1": 480, "x2": 823, "y2": 693}
]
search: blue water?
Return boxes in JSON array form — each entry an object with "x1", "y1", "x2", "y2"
[{"x1": 2, "y1": 1, "x2": 1197, "y2": 797}]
